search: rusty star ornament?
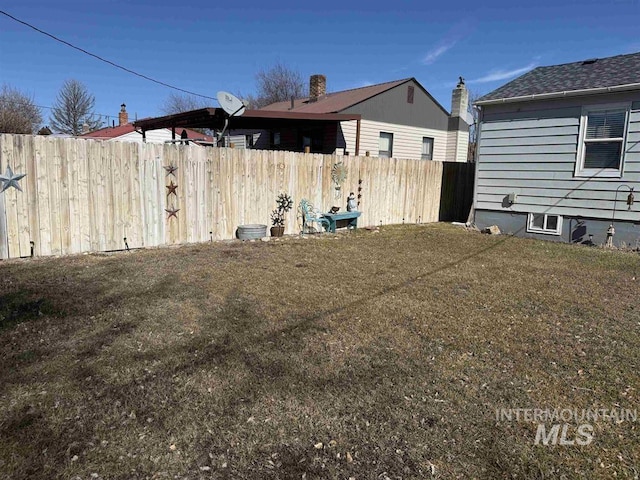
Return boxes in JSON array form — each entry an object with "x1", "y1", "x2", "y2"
[
  {"x1": 166, "y1": 181, "x2": 178, "y2": 196},
  {"x1": 0, "y1": 166, "x2": 26, "y2": 193},
  {"x1": 165, "y1": 206, "x2": 180, "y2": 219}
]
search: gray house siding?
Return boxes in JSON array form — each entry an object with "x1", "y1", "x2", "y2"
[
  {"x1": 341, "y1": 80, "x2": 451, "y2": 131},
  {"x1": 475, "y1": 92, "x2": 640, "y2": 239}
]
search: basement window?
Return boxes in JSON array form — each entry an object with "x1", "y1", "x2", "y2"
[
  {"x1": 575, "y1": 104, "x2": 629, "y2": 177},
  {"x1": 527, "y1": 213, "x2": 562, "y2": 235}
]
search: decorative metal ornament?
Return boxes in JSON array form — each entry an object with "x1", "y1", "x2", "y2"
[
  {"x1": 331, "y1": 162, "x2": 348, "y2": 198},
  {"x1": 606, "y1": 224, "x2": 615, "y2": 248},
  {"x1": 166, "y1": 181, "x2": 178, "y2": 196},
  {"x1": 165, "y1": 206, "x2": 180, "y2": 219},
  {"x1": 164, "y1": 164, "x2": 178, "y2": 176},
  {"x1": 347, "y1": 192, "x2": 357, "y2": 212},
  {"x1": 0, "y1": 166, "x2": 26, "y2": 193}
]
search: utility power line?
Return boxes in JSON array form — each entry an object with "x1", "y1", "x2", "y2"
[
  {"x1": 36, "y1": 104, "x2": 118, "y2": 122},
  {"x1": 0, "y1": 10, "x2": 217, "y2": 101}
]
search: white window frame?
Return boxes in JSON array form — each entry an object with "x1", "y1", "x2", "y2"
[
  {"x1": 527, "y1": 213, "x2": 563, "y2": 236},
  {"x1": 379, "y1": 132, "x2": 393, "y2": 158},
  {"x1": 575, "y1": 103, "x2": 630, "y2": 178},
  {"x1": 421, "y1": 136, "x2": 434, "y2": 160}
]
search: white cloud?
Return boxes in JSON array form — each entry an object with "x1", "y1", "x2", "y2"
[
  {"x1": 423, "y1": 41, "x2": 457, "y2": 65},
  {"x1": 468, "y1": 63, "x2": 537, "y2": 84},
  {"x1": 420, "y1": 19, "x2": 474, "y2": 66}
]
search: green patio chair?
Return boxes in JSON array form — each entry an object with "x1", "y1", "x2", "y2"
[{"x1": 299, "y1": 199, "x2": 330, "y2": 234}]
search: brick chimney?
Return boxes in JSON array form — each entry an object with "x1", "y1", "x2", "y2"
[
  {"x1": 309, "y1": 74, "x2": 326, "y2": 102},
  {"x1": 450, "y1": 77, "x2": 468, "y2": 118},
  {"x1": 119, "y1": 103, "x2": 128, "y2": 126},
  {"x1": 450, "y1": 77, "x2": 470, "y2": 163}
]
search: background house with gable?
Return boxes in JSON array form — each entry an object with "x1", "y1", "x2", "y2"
[{"x1": 241, "y1": 75, "x2": 470, "y2": 162}]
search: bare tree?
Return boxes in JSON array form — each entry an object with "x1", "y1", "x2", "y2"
[
  {"x1": 235, "y1": 92, "x2": 258, "y2": 110},
  {"x1": 253, "y1": 62, "x2": 307, "y2": 108},
  {"x1": 0, "y1": 85, "x2": 42, "y2": 134},
  {"x1": 160, "y1": 93, "x2": 210, "y2": 115},
  {"x1": 468, "y1": 90, "x2": 482, "y2": 144},
  {"x1": 50, "y1": 79, "x2": 102, "y2": 135}
]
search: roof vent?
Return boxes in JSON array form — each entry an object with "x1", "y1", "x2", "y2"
[{"x1": 582, "y1": 58, "x2": 598, "y2": 65}]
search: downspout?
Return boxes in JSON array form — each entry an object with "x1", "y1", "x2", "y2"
[
  {"x1": 355, "y1": 118, "x2": 361, "y2": 156},
  {"x1": 473, "y1": 107, "x2": 482, "y2": 163},
  {"x1": 142, "y1": 129, "x2": 147, "y2": 143},
  {"x1": 468, "y1": 106, "x2": 483, "y2": 225}
]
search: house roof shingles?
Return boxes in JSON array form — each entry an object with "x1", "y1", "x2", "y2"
[
  {"x1": 261, "y1": 79, "x2": 411, "y2": 113},
  {"x1": 477, "y1": 52, "x2": 640, "y2": 103},
  {"x1": 82, "y1": 124, "x2": 211, "y2": 141}
]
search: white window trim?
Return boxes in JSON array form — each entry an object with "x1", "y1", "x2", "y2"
[
  {"x1": 527, "y1": 213, "x2": 563, "y2": 236},
  {"x1": 574, "y1": 102, "x2": 630, "y2": 178}
]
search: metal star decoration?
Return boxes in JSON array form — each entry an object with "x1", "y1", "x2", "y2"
[
  {"x1": 165, "y1": 206, "x2": 180, "y2": 219},
  {"x1": 164, "y1": 164, "x2": 178, "y2": 177},
  {"x1": 0, "y1": 166, "x2": 26, "y2": 193},
  {"x1": 166, "y1": 181, "x2": 178, "y2": 196}
]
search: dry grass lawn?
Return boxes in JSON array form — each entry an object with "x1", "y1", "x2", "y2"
[{"x1": 1, "y1": 224, "x2": 639, "y2": 479}]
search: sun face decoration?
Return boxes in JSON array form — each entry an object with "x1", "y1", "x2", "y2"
[{"x1": 331, "y1": 162, "x2": 348, "y2": 197}]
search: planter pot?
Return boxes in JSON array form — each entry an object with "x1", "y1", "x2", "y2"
[
  {"x1": 237, "y1": 224, "x2": 267, "y2": 240},
  {"x1": 270, "y1": 226, "x2": 285, "y2": 237}
]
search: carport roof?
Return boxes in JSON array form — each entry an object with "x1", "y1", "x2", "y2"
[{"x1": 134, "y1": 108, "x2": 360, "y2": 131}]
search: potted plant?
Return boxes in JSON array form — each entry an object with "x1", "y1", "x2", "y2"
[{"x1": 270, "y1": 192, "x2": 293, "y2": 237}]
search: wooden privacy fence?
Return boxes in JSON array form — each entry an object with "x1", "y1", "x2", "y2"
[{"x1": 0, "y1": 134, "x2": 474, "y2": 259}]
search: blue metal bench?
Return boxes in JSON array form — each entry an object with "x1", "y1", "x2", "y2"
[{"x1": 322, "y1": 211, "x2": 361, "y2": 233}]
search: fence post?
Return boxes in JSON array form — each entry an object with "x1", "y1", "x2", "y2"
[
  {"x1": 0, "y1": 192, "x2": 7, "y2": 260},
  {"x1": 0, "y1": 135, "x2": 8, "y2": 259}
]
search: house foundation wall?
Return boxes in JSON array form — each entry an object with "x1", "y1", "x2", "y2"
[{"x1": 475, "y1": 209, "x2": 640, "y2": 248}]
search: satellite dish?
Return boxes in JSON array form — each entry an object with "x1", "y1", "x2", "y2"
[
  {"x1": 217, "y1": 91, "x2": 246, "y2": 117},
  {"x1": 464, "y1": 110, "x2": 475, "y2": 126},
  {"x1": 215, "y1": 91, "x2": 246, "y2": 147}
]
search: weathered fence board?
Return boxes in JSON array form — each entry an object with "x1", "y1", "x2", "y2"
[{"x1": 0, "y1": 134, "x2": 474, "y2": 259}]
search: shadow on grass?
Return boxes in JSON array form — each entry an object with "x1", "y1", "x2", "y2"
[
  {"x1": 0, "y1": 292, "x2": 56, "y2": 332},
  {"x1": 1, "y1": 283, "x2": 444, "y2": 478}
]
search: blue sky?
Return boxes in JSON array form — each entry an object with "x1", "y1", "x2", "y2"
[{"x1": 1, "y1": 0, "x2": 640, "y2": 127}]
